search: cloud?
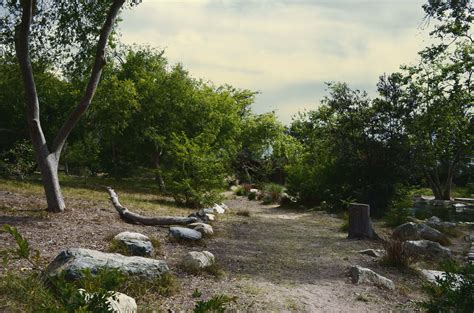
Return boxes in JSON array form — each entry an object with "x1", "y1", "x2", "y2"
[{"x1": 119, "y1": 0, "x2": 430, "y2": 124}]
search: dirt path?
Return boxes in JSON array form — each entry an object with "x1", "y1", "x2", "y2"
[{"x1": 1, "y1": 189, "x2": 426, "y2": 312}]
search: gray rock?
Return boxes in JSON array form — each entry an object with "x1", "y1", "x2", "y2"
[
  {"x1": 46, "y1": 248, "x2": 169, "y2": 280},
  {"x1": 420, "y1": 269, "x2": 463, "y2": 288},
  {"x1": 393, "y1": 222, "x2": 448, "y2": 245},
  {"x1": 358, "y1": 249, "x2": 384, "y2": 258},
  {"x1": 425, "y1": 216, "x2": 456, "y2": 229},
  {"x1": 169, "y1": 227, "x2": 202, "y2": 241},
  {"x1": 189, "y1": 210, "x2": 216, "y2": 223},
  {"x1": 188, "y1": 222, "x2": 214, "y2": 236},
  {"x1": 349, "y1": 265, "x2": 395, "y2": 290},
  {"x1": 182, "y1": 251, "x2": 215, "y2": 270},
  {"x1": 403, "y1": 240, "x2": 452, "y2": 259},
  {"x1": 113, "y1": 231, "x2": 153, "y2": 256}
]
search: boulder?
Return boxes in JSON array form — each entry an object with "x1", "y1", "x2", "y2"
[
  {"x1": 358, "y1": 249, "x2": 384, "y2": 258},
  {"x1": 392, "y1": 222, "x2": 448, "y2": 245},
  {"x1": 349, "y1": 265, "x2": 395, "y2": 290},
  {"x1": 169, "y1": 226, "x2": 202, "y2": 241},
  {"x1": 189, "y1": 210, "x2": 216, "y2": 223},
  {"x1": 403, "y1": 240, "x2": 452, "y2": 259},
  {"x1": 46, "y1": 248, "x2": 169, "y2": 280},
  {"x1": 425, "y1": 216, "x2": 456, "y2": 229},
  {"x1": 182, "y1": 251, "x2": 215, "y2": 270},
  {"x1": 113, "y1": 231, "x2": 153, "y2": 256},
  {"x1": 188, "y1": 222, "x2": 214, "y2": 236}
]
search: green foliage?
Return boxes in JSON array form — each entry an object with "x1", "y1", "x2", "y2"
[
  {"x1": 0, "y1": 140, "x2": 36, "y2": 180},
  {"x1": 2, "y1": 224, "x2": 40, "y2": 268},
  {"x1": 192, "y1": 289, "x2": 202, "y2": 298},
  {"x1": 419, "y1": 262, "x2": 474, "y2": 313},
  {"x1": 380, "y1": 239, "x2": 416, "y2": 269},
  {"x1": 194, "y1": 294, "x2": 237, "y2": 313},
  {"x1": 261, "y1": 183, "x2": 285, "y2": 204},
  {"x1": 339, "y1": 212, "x2": 349, "y2": 232},
  {"x1": 384, "y1": 186, "x2": 413, "y2": 227}
]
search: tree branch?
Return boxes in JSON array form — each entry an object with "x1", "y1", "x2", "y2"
[
  {"x1": 51, "y1": 0, "x2": 126, "y2": 157},
  {"x1": 15, "y1": 0, "x2": 49, "y2": 157}
]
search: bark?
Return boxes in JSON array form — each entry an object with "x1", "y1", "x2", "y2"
[
  {"x1": 153, "y1": 150, "x2": 166, "y2": 192},
  {"x1": 107, "y1": 187, "x2": 198, "y2": 225},
  {"x1": 14, "y1": 0, "x2": 126, "y2": 212},
  {"x1": 347, "y1": 203, "x2": 380, "y2": 240}
]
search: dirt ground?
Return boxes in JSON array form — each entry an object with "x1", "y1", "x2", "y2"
[{"x1": 0, "y1": 186, "x2": 469, "y2": 312}]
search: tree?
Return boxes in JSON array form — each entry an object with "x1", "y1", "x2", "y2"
[
  {"x1": 0, "y1": 0, "x2": 140, "y2": 212},
  {"x1": 394, "y1": 0, "x2": 473, "y2": 200}
]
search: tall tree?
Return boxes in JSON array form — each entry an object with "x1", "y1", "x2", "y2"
[{"x1": 0, "y1": 0, "x2": 140, "y2": 212}]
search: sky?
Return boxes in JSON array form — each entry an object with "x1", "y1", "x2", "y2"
[{"x1": 120, "y1": 0, "x2": 431, "y2": 124}]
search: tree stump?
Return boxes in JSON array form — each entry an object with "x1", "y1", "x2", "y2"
[{"x1": 347, "y1": 203, "x2": 380, "y2": 240}]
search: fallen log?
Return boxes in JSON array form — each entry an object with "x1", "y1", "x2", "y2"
[{"x1": 107, "y1": 187, "x2": 198, "y2": 226}]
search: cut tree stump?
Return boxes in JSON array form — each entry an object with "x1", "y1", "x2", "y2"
[
  {"x1": 347, "y1": 203, "x2": 380, "y2": 240},
  {"x1": 107, "y1": 187, "x2": 198, "y2": 226}
]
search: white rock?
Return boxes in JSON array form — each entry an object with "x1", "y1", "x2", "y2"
[
  {"x1": 349, "y1": 265, "x2": 395, "y2": 290},
  {"x1": 182, "y1": 251, "x2": 215, "y2": 270},
  {"x1": 107, "y1": 292, "x2": 137, "y2": 313},
  {"x1": 358, "y1": 249, "x2": 384, "y2": 258},
  {"x1": 220, "y1": 203, "x2": 229, "y2": 210},
  {"x1": 114, "y1": 232, "x2": 149, "y2": 242},
  {"x1": 212, "y1": 204, "x2": 226, "y2": 214}
]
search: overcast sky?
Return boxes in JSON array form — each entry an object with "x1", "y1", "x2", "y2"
[{"x1": 120, "y1": 0, "x2": 431, "y2": 124}]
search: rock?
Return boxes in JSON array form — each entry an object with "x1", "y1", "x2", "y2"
[
  {"x1": 46, "y1": 248, "x2": 169, "y2": 280},
  {"x1": 403, "y1": 240, "x2": 452, "y2": 259},
  {"x1": 454, "y1": 197, "x2": 474, "y2": 204},
  {"x1": 349, "y1": 265, "x2": 395, "y2": 290},
  {"x1": 249, "y1": 188, "x2": 259, "y2": 194},
  {"x1": 420, "y1": 269, "x2": 463, "y2": 288},
  {"x1": 425, "y1": 216, "x2": 456, "y2": 229},
  {"x1": 392, "y1": 222, "x2": 448, "y2": 245},
  {"x1": 181, "y1": 251, "x2": 215, "y2": 270},
  {"x1": 212, "y1": 204, "x2": 225, "y2": 214},
  {"x1": 113, "y1": 232, "x2": 153, "y2": 257},
  {"x1": 188, "y1": 222, "x2": 214, "y2": 236},
  {"x1": 219, "y1": 203, "x2": 229, "y2": 210},
  {"x1": 189, "y1": 211, "x2": 215, "y2": 223},
  {"x1": 201, "y1": 208, "x2": 215, "y2": 214},
  {"x1": 79, "y1": 289, "x2": 137, "y2": 313},
  {"x1": 108, "y1": 292, "x2": 137, "y2": 313},
  {"x1": 169, "y1": 227, "x2": 202, "y2": 241},
  {"x1": 358, "y1": 249, "x2": 384, "y2": 258}
]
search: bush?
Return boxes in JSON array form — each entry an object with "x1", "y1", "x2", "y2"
[
  {"x1": 380, "y1": 238, "x2": 416, "y2": 268},
  {"x1": 259, "y1": 183, "x2": 285, "y2": 204},
  {"x1": 419, "y1": 262, "x2": 474, "y2": 312},
  {"x1": 0, "y1": 140, "x2": 36, "y2": 180},
  {"x1": 194, "y1": 294, "x2": 237, "y2": 313},
  {"x1": 384, "y1": 186, "x2": 412, "y2": 227},
  {"x1": 339, "y1": 212, "x2": 349, "y2": 232}
]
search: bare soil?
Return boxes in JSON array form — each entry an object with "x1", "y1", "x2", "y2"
[{"x1": 0, "y1": 187, "x2": 470, "y2": 312}]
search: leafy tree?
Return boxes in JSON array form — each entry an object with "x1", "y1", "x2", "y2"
[{"x1": 0, "y1": 0, "x2": 140, "y2": 212}]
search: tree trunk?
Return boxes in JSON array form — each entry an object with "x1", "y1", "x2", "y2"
[
  {"x1": 347, "y1": 203, "x2": 380, "y2": 240},
  {"x1": 38, "y1": 153, "x2": 65, "y2": 212},
  {"x1": 107, "y1": 187, "x2": 197, "y2": 225},
  {"x1": 153, "y1": 151, "x2": 166, "y2": 192}
]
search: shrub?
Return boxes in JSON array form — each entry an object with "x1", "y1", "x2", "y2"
[
  {"x1": 419, "y1": 262, "x2": 474, "y2": 312},
  {"x1": 380, "y1": 238, "x2": 416, "y2": 268},
  {"x1": 339, "y1": 212, "x2": 349, "y2": 232},
  {"x1": 261, "y1": 183, "x2": 284, "y2": 204},
  {"x1": 247, "y1": 191, "x2": 257, "y2": 200},
  {"x1": 194, "y1": 294, "x2": 237, "y2": 313},
  {"x1": 384, "y1": 187, "x2": 412, "y2": 227},
  {"x1": 0, "y1": 140, "x2": 36, "y2": 180}
]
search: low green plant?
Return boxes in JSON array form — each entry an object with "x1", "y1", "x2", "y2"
[
  {"x1": 179, "y1": 260, "x2": 225, "y2": 278},
  {"x1": 261, "y1": 183, "x2": 285, "y2": 204},
  {"x1": 236, "y1": 210, "x2": 251, "y2": 217},
  {"x1": 247, "y1": 191, "x2": 257, "y2": 200},
  {"x1": 419, "y1": 262, "x2": 474, "y2": 312},
  {"x1": 107, "y1": 239, "x2": 131, "y2": 256},
  {"x1": 339, "y1": 212, "x2": 349, "y2": 232},
  {"x1": 193, "y1": 294, "x2": 237, "y2": 313},
  {"x1": 192, "y1": 288, "x2": 202, "y2": 298}
]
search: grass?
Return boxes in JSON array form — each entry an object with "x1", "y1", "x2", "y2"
[
  {"x1": 0, "y1": 175, "x2": 195, "y2": 217},
  {"x1": 179, "y1": 260, "x2": 225, "y2": 279},
  {"x1": 380, "y1": 238, "x2": 416, "y2": 268}
]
